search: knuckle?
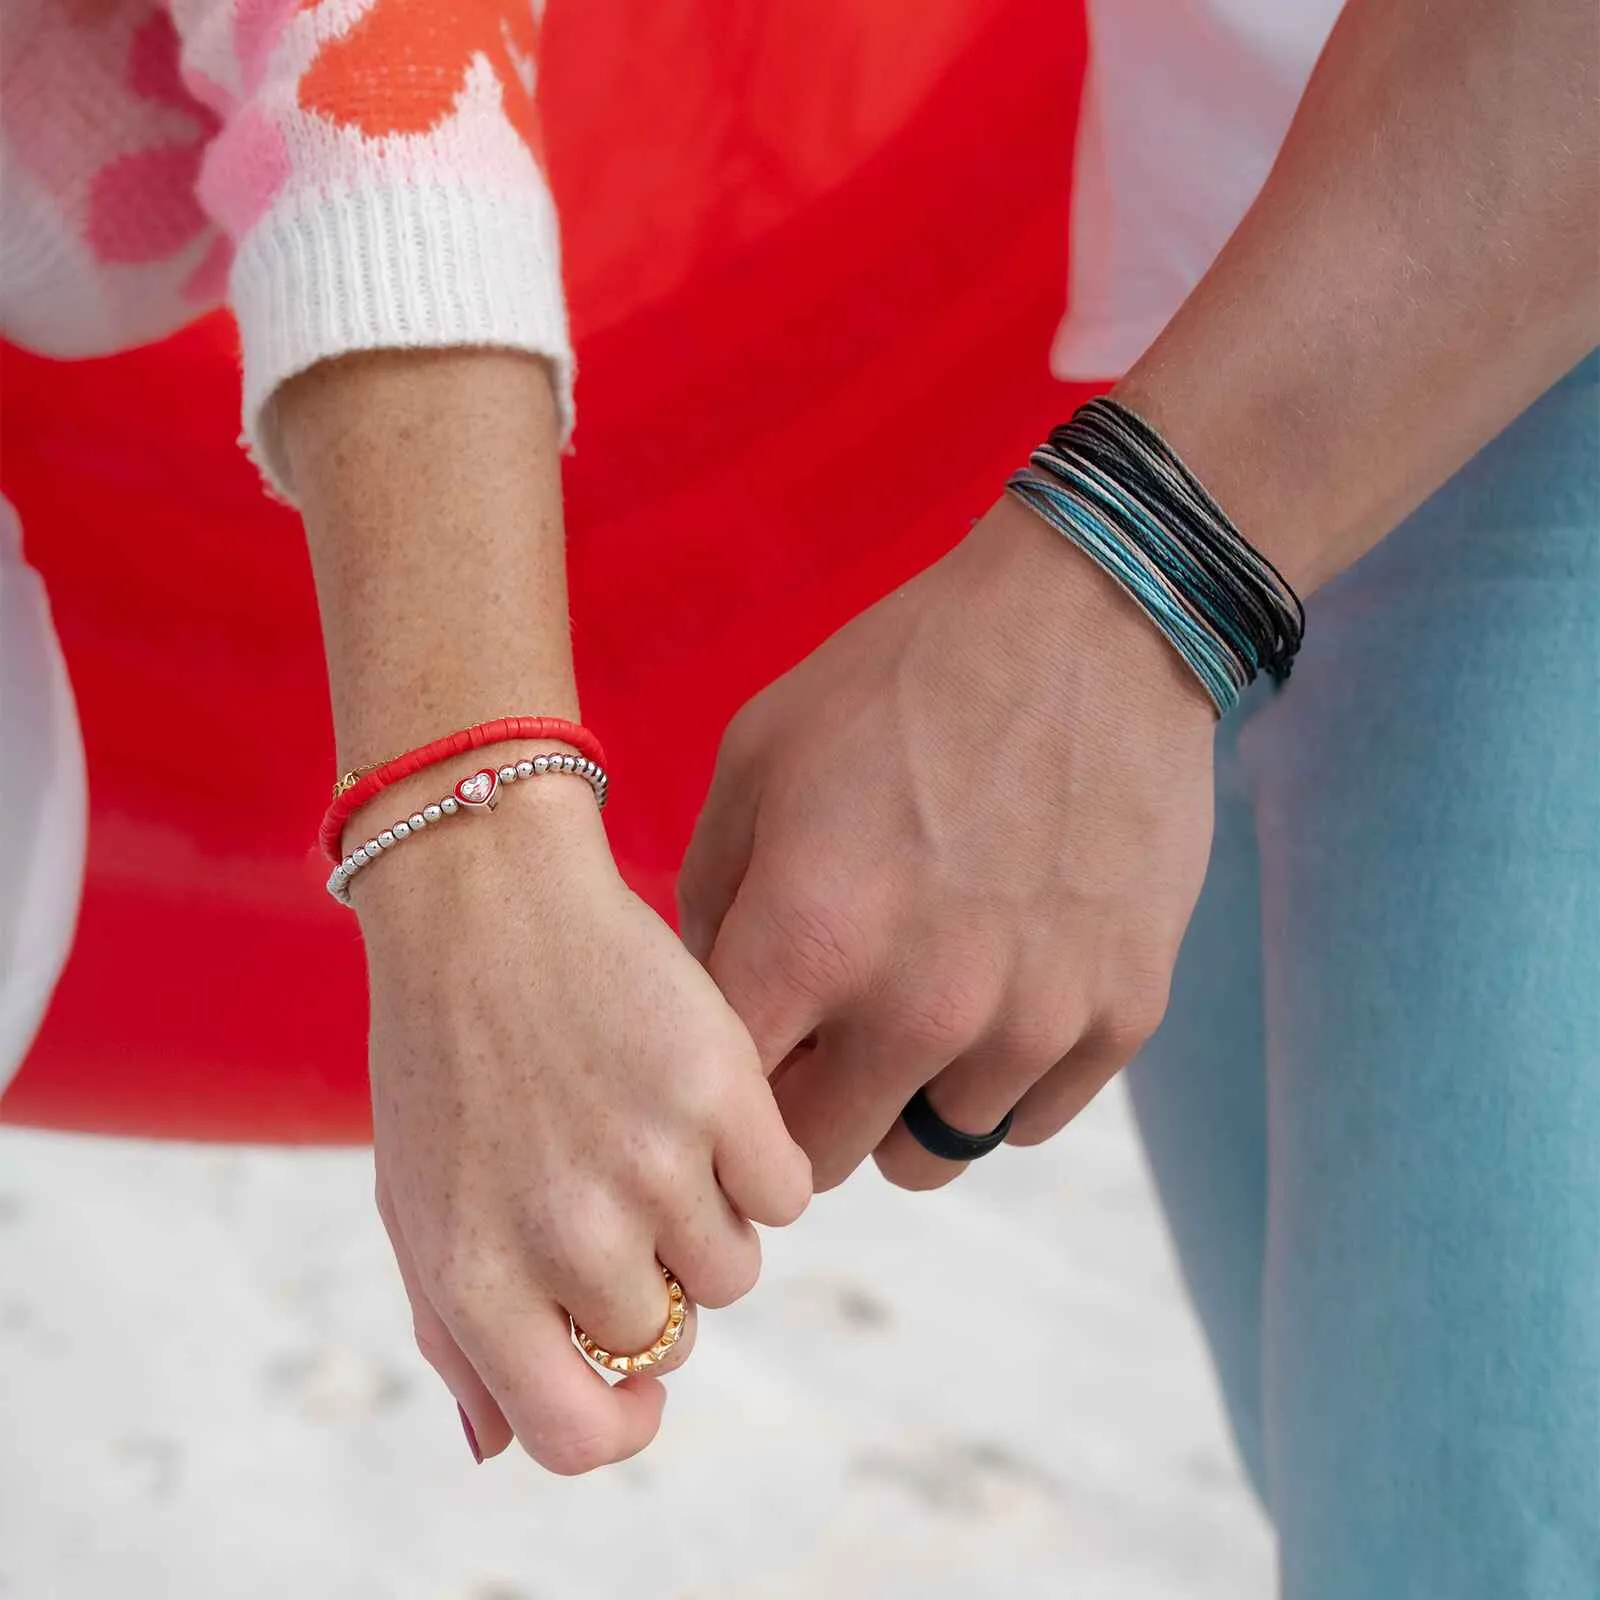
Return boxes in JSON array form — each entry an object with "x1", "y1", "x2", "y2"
[
  {"x1": 889, "y1": 978, "x2": 993, "y2": 1055},
  {"x1": 724, "y1": 1092, "x2": 814, "y2": 1227},
  {"x1": 767, "y1": 893, "x2": 867, "y2": 1001},
  {"x1": 691, "y1": 1247, "x2": 760, "y2": 1310},
  {"x1": 1003, "y1": 1102, "x2": 1059, "y2": 1148},
  {"x1": 762, "y1": 1156, "x2": 813, "y2": 1227},
  {"x1": 1106, "y1": 987, "x2": 1170, "y2": 1055},
  {"x1": 809, "y1": 1148, "x2": 868, "y2": 1195},
  {"x1": 987, "y1": 1010, "x2": 1076, "y2": 1069},
  {"x1": 681, "y1": 1045, "x2": 754, "y2": 1128},
  {"x1": 545, "y1": 1229, "x2": 629, "y2": 1304},
  {"x1": 876, "y1": 1145, "x2": 956, "y2": 1193},
  {"x1": 625, "y1": 1136, "x2": 681, "y2": 1198},
  {"x1": 623, "y1": 1137, "x2": 703, "y2": 1218}
]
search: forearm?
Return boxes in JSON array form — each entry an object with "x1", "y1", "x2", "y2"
[
  {"x1": 279, "y1": 356, "x2": 808, "y2": 1484},
  {"x1": 279, "y1": 349, "x2": 578, "y2": 776},
  {"x1": 1116, "y1": 0, "x2": 1599, "y2": 595}
]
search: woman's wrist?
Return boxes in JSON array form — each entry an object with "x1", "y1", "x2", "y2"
[
  {"x1": 349, "y1": 760, "x2": 613, "y2": 936},
  {"x1": 337, "y1": 737, "x2": 599, "y2": 849},
  {"x1": 281, "y1": 347, "x2": 582, "y2": 771}
]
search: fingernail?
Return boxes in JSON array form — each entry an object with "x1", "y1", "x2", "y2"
[{"x1": 458, "y1": 1403, "x2": 482, "y2": 1464}]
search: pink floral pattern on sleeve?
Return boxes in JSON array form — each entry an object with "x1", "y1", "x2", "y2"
[
  {"x1": 4, "y1": 0, "x2": 572, "y2": 492},
  {"x1": 1, "y1": 0, "x2": 222, "y2": 352}
]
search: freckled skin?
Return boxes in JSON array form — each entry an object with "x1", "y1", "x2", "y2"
[{"x1": 283, "y1": 350, "x2": 809, "y2": 1473}]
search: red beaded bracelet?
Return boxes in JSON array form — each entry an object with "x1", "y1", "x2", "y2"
[{"x1": 319, "y1": 715, "x2": 607, "y2": 862}]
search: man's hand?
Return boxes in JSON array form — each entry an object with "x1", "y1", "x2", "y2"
[
  {"x1": 682, "y1": 0, "x2": 1598, "y2": 1197},
  {"x1": 680, "y1": 495, "x2": 1217, "y2": 1192}
]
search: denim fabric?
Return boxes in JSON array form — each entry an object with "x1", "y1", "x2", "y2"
[{"x1": 1129, "y1": 352, "x2": 1600, "y2": 1599}]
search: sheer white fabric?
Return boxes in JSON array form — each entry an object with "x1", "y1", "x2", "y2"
[
  {"x1": 1054, "y1": 0, "x2": 1346, "y2": 380},
  {"x1": 0, "y1": 498, "x2": 87, "y2": 1090}
]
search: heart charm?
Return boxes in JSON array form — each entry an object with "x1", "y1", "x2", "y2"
[{"x1": 453, "y1": 768, "x2": 500, "y2": 809}]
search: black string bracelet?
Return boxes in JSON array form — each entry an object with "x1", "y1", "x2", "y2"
[
  {"x1": 1011, "y1": 397, "x2": 1305, "y2": 714},
  {"x1": 1046, "y1": 398, "x2": 1304, "y2": 684}
]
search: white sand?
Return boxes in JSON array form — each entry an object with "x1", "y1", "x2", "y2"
[{"x1": 0, "y1": 1083, "x2": 1272, "y2": 1599}]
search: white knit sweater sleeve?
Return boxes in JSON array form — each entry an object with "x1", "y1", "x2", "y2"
[{"x1": 170, "y1": 0, "x2": 572, "y2": 499}]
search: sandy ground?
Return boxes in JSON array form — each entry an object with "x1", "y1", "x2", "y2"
[{"x1": 0, "y1": 1082, "x2": 1273, "y2": 1600}]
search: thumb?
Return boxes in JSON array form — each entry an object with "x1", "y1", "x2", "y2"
[
  {"x1": 677, "y1": 758, "x2": 759, "y2": 964},
  {"x1": 705, "y1": 880, "x2": 828, "y2": 1077}
]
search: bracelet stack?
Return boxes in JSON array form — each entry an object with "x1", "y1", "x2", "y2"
[
  {"x1": 319, "y1": 715, "x2": 609, "y2": 907},
  {"x1": 326, "y1": 753, "x2": 607, "y2": 905},
  {"x1": 1006, "y1": 397, "x2": 1304, "y2": 717},
  {"x1": 320, "y1": 715, "x2": 606, "y2": 861}
]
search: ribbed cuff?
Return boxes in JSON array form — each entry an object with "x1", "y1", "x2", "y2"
[{"x1": 231, "y1": 178, "x2": 574, "y2": 502}]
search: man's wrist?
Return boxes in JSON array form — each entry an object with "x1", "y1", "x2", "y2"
[{"x1": 963, "y1": 496, "x2": 1218, "y2": 728}]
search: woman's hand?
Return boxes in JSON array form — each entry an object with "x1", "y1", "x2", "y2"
[
  {"x1": 356, "y1": 774, "x2": 810, "y2": 1472},
  {"x1": 680, "y1": 496, "x2": 1217, "y2": 1191},
  {"x1": 279, "y1": 349, "x2": 811, "y2": 1472}
]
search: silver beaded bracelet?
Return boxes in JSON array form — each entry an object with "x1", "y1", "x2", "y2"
[{"x1": 326, "y1": 753, "x2": 608, "y2": 905}]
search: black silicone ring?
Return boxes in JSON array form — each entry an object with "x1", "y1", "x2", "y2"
[{"x1": 900, "y1": 1087, "x2": 1014, "y2": 1162}]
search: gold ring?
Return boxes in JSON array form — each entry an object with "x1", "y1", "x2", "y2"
[{"x1": 572, "y1": 1265, "x2": 688, "y2": 1374}]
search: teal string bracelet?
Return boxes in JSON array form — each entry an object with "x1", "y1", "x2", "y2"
[
  {"x1": 1007, "y1": 399, "x2": 1305, "y2": 718},
  {"x1": 1007, "y1": 470, "x2": 1244, "y2": 714}
]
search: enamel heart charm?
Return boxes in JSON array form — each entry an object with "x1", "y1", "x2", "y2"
[{"x1": 453, "y1": 767, "x2": 500, "y2": 810}]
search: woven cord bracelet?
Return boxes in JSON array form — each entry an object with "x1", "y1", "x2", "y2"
[
  {"x1": 326, "y1": 753, "x2": 608, "y2": 906},
  {"x1": 1048, "y1": 398, "x2": 1304, "y2": 679},
  {"x1": 1007, "y1": 469, "x2": 1244, "y2": 712},
  {"x1": 1007, "y1": 397, "x2": 1305, "y2": 717}
]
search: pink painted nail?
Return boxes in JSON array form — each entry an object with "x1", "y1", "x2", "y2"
[{"x1": 458, "y1": 1403, "x2": 482, "y2": 1464}]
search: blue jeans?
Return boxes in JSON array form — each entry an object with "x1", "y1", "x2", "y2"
[{"x1": 1128, "y1": 353, "x2": 1600, "y2": 1599}]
